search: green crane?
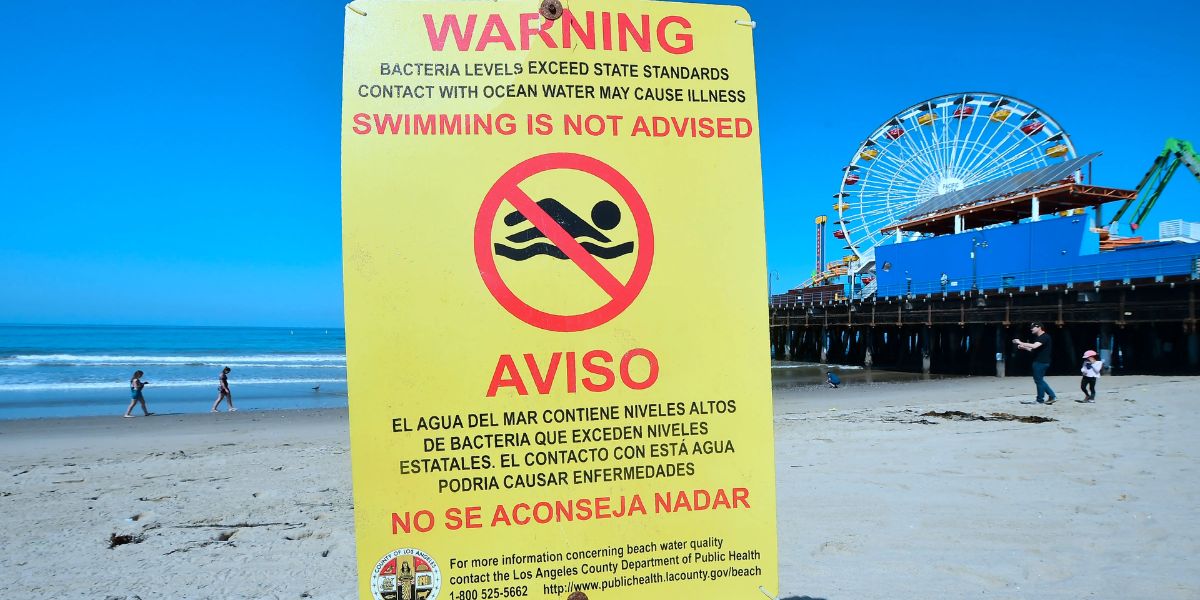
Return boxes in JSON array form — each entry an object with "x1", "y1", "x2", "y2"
[{"x1": 1108, "y1": 138, "x2": 1200, "y2": 234}]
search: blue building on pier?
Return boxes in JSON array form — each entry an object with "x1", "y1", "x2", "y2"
[
  {"x1": 874, "y1": 215, "x2": 1200, "y2": 298},
  {"x1": 867, "y1": 154, "x2": 1200, "y2": 298}
]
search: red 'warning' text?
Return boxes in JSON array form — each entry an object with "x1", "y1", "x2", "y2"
[{"x1": 423, "y1": 10, "x2": 694, "y2": 54}]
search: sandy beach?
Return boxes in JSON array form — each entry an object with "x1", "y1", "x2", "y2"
[{"x1": 2, "y1": 375, "x2": 1197, "y2": 599}]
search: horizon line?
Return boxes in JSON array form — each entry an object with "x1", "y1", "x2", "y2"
[{"x1": 0, "y1": 322, "x2": 347, "y2": 330}]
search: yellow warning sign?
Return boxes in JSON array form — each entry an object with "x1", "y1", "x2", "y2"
[{"x1": 342, "y1": 1, "x2": 776, "y2": 598}]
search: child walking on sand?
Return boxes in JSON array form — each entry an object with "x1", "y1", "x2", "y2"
[
  {"x1": 211, "y1": 366, "x2": 237, "y2": 412},
  {"x1": 1078, "y1": 350, "x2": 1102, "y2": 403},
  {"x1": 124, "y1": 370, "x2": 153, "y2": 418}
]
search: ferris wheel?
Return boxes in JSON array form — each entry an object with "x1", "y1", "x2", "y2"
[{"x1": 833, "y1": 92, "x2": 1077, "y2": 264}]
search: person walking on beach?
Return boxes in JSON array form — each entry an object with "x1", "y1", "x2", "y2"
[
  {"x1": 124, "y1": 370, "x2": 153, "y2": 418},
  {"x1": 1078, "y1": 350, "x2": 1103, "y2": 403},
  {"x1": 1014, "y1": 322, "x2": 1056, "y2": 404},
  {"x1": 211, "y1": 366, "x2": 236, "y2": 412}
]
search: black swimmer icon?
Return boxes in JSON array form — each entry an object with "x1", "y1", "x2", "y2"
[{"x1": 494, "y1": 198, "x2": 634, "y2": 261}]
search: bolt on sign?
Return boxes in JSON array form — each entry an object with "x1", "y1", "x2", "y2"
[{"x1": 341, "y1": 1, "x2": 776, "y2": 599}]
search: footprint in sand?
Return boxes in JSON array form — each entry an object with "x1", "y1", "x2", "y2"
[
  {"x1": 814, "y1": 538, "x2": 860, "y2": 555},
  {"x1": 285, "y1": 530, "x2": 313, "y2": 541}
]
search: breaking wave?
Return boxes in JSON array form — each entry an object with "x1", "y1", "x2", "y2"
[{"x1": 0, "y1": 377, "x2": 347, "y2": 392}]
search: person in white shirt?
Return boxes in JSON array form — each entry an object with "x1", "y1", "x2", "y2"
[{"x1": 1078, "y1": 350, "x2": 1103, "y2": 403}]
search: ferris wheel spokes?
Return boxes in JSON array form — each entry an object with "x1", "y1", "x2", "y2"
[{"x1": 832, "y1": 92, "x2": 1077, "y2": 264}]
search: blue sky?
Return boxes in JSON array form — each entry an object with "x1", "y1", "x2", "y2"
[{"x1": 2, "y1": 0, "x2": 1197, "y2": 327}]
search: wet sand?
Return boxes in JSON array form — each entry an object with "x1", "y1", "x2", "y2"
[{"x1": 1, "y1": 375, "x2": 1197, "y2": 599}]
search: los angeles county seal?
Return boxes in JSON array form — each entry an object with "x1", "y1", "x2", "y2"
[{"x1": 371, "y1": 547, "x2": 442, "y2": 600}]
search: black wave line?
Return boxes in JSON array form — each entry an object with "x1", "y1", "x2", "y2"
[{"x1": 494, "y1": 241, "x2": 634, "y2": 261}]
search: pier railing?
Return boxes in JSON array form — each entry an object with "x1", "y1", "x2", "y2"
[{"x1": 770, "y1": 251, "x2": 1200, "y2": 308}]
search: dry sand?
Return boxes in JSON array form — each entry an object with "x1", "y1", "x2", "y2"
[
  {"x1": 1, "y1": 375, "x2": 1197, "y2": 599},
  {"x1": 0, "y1": 410, "x2": 355, "y2": 599}
]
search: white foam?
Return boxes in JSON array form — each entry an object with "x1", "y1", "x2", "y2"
[
  {"x1": 771, "y1": 362, "x2": 864, "y2": 370},
  {"x1": 3, "y1": 354, "x2": 346, "y2": 366},
  {"x1": 0, "y1": 378, "x2": 347, "y2": 392}
]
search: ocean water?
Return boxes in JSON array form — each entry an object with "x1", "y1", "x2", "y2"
[
  {"x1": 0, "y1": 325, "x2": 348, "y2": 419},
  {"x1": 0, "y1": 325, "x2": 925, "y2": 420},
  {"x1": 769, "y1": 360, "x2": 939, "y2": 388}
]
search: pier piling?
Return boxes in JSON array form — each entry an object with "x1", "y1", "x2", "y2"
[{"x1": 771, "y1": 280, "x2": 1200, "y2": 376}]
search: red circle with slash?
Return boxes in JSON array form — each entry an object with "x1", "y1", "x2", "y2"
[{"x1": 474, "y1": 153, "x2": 654, "y2": 332}]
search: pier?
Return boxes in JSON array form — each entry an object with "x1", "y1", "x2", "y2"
[{"x1": 770, "y1": 274, "x2": 1200, "y2": 376}]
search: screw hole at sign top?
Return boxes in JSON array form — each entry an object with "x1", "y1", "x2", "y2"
[{"x1": 539, "y1": 0, "x2": 563, "y2": 20}]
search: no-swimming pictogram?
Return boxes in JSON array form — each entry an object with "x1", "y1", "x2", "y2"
[{"x1": 474, "y1": 153, "x2": 654, "y2": 332}]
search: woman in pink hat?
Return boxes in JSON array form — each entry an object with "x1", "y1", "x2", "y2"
[{"x1": 1078, "y1": 350, "x2": 1103, "y2": 402}]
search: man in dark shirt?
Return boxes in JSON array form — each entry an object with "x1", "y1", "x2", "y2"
[{"x1": 1014, "y1": 322, "x2": 1056, "y2": 404}]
